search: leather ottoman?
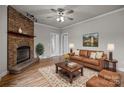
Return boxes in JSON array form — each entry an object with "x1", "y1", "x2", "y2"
[
  {"x1": 86, "y1": 76, "x2": 116, "y2": 87},
  {"x1": 98, "y1": 69, "x2": 121, "y2": 86}
]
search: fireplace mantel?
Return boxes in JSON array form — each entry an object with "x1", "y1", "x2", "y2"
[{"x1": 8, "y1": 31, "x2": 36, "y2": 38}]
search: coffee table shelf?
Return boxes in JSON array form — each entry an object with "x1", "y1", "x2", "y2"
[{"x1": 55, "y1": 62, "x2": 83, "y2": 83}]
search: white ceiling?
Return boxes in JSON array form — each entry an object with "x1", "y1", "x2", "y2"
[{"x1": 12, "y1": 5, "x2": 124, "y2": 28}]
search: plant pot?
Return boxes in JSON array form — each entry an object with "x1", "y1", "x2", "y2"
[{"x1": 37, "y1": 55, "x2": 40, "y2": 62}]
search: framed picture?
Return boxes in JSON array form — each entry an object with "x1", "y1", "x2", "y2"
[{"x1": 83, "y1": 32, "x2": 99, "y2": 47}]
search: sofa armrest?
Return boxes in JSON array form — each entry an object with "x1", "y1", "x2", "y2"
[
  {"x1": 97, "y1": 53, "x2": 107, "y2": 62},
  {"x1": 102, "y1": 54, "x2": 107, "y2": 60},
  {"x1": 97, "y1": 54, "x2": 107, "y2": 67},
  {"x1": 98, "y1": 59, "x2": 105, "y2": 70}
]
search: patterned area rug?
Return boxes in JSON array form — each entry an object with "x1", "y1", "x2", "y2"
[{"x1": 38, "y1": 65, "x2": 98, "y2": 87}]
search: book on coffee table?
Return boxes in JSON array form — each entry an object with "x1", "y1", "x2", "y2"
[{"x1": 67, "y1": 62, "x2": 77, "y2": 68}]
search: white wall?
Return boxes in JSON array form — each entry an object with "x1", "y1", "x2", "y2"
[
  {"x1": 34, "y1": 23, "x2": 61, "y2": 58},
  {"x1": 0, "y1": 6, "x2": 7, "y2": 79},
  {"x1": 62, "y1": 8, "x2": 124, "y2": 71}
]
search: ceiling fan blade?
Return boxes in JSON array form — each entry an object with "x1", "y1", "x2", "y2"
[
  {"x1": 67, "y1": 17, "x2": 74, "y2": 20},
  {"x1": 66, "y1": 10, "x2": 74, "y2": 14},
  {"x1": 50, "y1": 9, "x2": 57, "y2": 12}
]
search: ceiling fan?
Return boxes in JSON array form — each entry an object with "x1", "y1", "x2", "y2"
[{"x1": 47, "y1": 8, "x2": 74, "y2": 22}]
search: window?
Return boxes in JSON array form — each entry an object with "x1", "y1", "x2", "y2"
[
  {"x1": 61, "y1": 33, "x2": 69, "y2": 55},
  {"x1": 50, "y1": 32, "x2": 59, "y2": 57}
]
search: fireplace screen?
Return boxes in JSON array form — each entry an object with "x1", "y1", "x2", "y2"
[{"x1": 17, "y1": 46, "x2": 30, "y2": 64}]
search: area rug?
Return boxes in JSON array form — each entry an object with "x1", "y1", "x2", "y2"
[{"x1": 38, "y1": 65, "x2": 98, "y2": 87}]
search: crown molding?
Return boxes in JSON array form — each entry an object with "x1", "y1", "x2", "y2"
[{"x1": 62, "y1": 7, "x2": 124, "y2": 29}]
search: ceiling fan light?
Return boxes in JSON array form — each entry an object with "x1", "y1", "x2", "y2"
[
  {"x1": 56, "y1": 17, "x2": 60, "y2": 22},
  {"x1": 60, "y1": 16, "x2": 64, "y2": 22}
]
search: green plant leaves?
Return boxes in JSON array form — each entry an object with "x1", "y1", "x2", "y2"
[{"x1": 36, "y1": 43, "x2": 44, "y2": 56}]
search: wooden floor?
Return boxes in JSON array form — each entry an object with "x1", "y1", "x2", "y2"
[{"x1": 0, "y1": 56, "x2": 124, "y2": 87}]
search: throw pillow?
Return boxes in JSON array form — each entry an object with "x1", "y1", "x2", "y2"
[
  {"x1": 75, "y1": 50, "x2": 79, "y2": 56},
  {"x1": 96, "y1": 52, "x2": 103, "y2": 59},
  {"x1": 90, "y1": 52, "x2": 96, "y2": 59}
]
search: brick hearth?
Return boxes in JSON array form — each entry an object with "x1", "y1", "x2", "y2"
[{"x1": 8, "y1": 6, "x2": 34, "y2": 72}]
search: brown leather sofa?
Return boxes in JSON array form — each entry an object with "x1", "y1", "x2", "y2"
[
  {"x1": 86, "y1": 69, "x2": 121, "y2": 87},
  {"x1": 70, "y1": 50, "x2": 107, "y2": 71}
]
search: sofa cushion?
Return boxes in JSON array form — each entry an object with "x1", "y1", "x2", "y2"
[
  {"x1": 87, "y1": 50, "x2": 96, "y2": 58},
  {"x1": 79, "y1": 50, "x2": 88, "y2": 57},
  {"x1": 70, "y1": 56, "x2": 83, "y2": 61},
  {"x1": 82, "y1": 57, "x2": 100, "y2": 66}
]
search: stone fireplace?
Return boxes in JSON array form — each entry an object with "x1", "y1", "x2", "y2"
[{"x1": 8, "y1": 6, "x2": 35, "y2": 73}]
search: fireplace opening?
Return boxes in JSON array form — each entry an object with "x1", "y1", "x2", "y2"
[{"x1": 17, "y1": 46, "x2": 30, "y2": 64}]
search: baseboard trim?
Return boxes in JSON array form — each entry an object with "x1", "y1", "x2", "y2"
[
  {"x1": 117, "y1": 68, "x2": 124, "y2": 72},
  {"x1": 0, "y1": 70, "x2": 8, "y2": 80}
]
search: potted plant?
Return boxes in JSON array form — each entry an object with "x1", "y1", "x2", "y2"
[
  {"x1": 36, "y1": 43, "x2": 44, "y2": 62},
  {"x1": 64, "y1": 53, "x2": 70, "y2": 66}
]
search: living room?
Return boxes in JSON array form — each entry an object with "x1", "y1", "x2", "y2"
[{"x1": 0, "y1": 1, "x2": 124, "y2": 91}]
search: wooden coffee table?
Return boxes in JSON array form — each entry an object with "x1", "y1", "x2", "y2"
[{"x1": 55, "y1": 62, "x2": 83, "y2": 83}]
